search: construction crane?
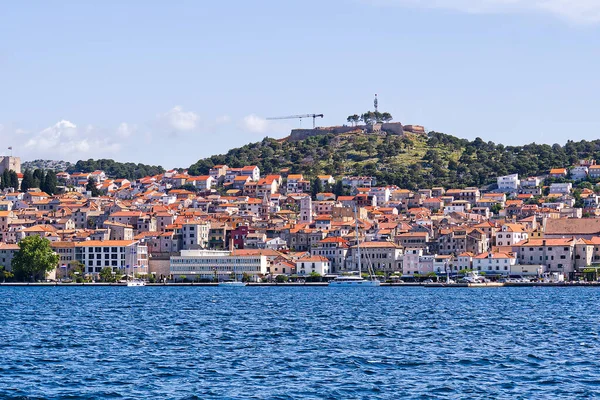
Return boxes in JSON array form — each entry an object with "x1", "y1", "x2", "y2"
[{"x1": 266, "y1": 113, "x2": 324, "y2": 129}]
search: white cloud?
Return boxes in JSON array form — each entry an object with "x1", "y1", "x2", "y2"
[
  {"x1": 368, "y1": 0, "x2": 600, "y2": 23},
  {"x1": 242, "y1": 114, "x2": 269, "y2": 134},
  {"x1": 116, "y1": 122, "x2": 136, "y2": 138},
  {"x1": 161, "y1": 106, "x2": 198, "y2": 132},
  {"x1": 23, "y1": 120, "x2": 120, "y2": 160}
]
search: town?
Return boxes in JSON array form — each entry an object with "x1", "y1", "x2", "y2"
[{"x1": 1, "y1": 151, "x2": 600, "y2": 285}]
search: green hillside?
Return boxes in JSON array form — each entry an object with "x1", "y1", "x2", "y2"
[{"x1": 188, "y1": 132, "x2": 600, "y2": 190}]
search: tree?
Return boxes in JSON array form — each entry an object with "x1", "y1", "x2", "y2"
[
  {"x1": 99, "y1": 267, "x2": 115, "y2": 282},
  {"x1": 32, "y1": 169, "x2": 44, "y2": 188},
  {"x1": 9, "y1": 170, "x2": 19, "y2": 191},
  {"x1": 275, "y1": 274, "x2": 289, "y2": 283},
  {"x1": 12, "y1": 236, "x2": 59, "y2": 282},
  {"x1": 311, "y1": 177, "x2": 323, "y2": 199},
  {"x1": 21, "y1": 170, "x2": 34, "y2": 192},
  {"x1": 86, "y1": 177, "x2": 101, "y2": 197},
  {"x1": 381, "y1": 112, "x2": 393, "y2": 123},
  {"x1": 0, "y1": 169, "x2": 8, "y2": 190},
  {"x1": 43, "y1": 170, "x2": 58, "y2": 195}
]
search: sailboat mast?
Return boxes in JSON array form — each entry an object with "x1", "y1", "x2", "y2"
[{"x1": 355, "y1": 206, "x2": 361, "y2": 276}]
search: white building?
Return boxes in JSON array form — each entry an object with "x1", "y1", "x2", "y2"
[
  {"x1": 472, "y1": 252, "x2": 517, "y2": 275},
  {"x1": 570, "y1": 166, "x2": 588, "y2": 181},
  {"x1": 549, "y1": 183, "x2": 572, "y2": 195},
  {"x1": 170, "y1": 249, "x2": 268, "y2": 281},
  {"x1": 495, "y1": 224, "x2": 528, "y2": 247},
  {"x1": 296, "y1": 255, "x2": 330, "y2": 276},
  {"x1": 73, "y1": 240, "x2": 148, "y2": 275},
  {"x1": 181, "y1": 221, "x2": 210, "y2": 250},
  {"x1": 497, "y1": 174, "x2": 519, "y2": 191}
]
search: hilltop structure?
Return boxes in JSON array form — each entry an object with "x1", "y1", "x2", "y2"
[{"x1": 0, "y1": 156, "x2": 21, "y2": 174}]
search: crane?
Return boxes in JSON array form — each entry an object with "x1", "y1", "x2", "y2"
[{"x1": 266, "y1": 113, "x2": 324, "y2": 129}]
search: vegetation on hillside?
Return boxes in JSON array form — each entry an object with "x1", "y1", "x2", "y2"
[
  {"x1": 188, "y1": 132, "x2": 600, "y2": 190},
  {"x1": 67, "y1": 159, "x2": 165, "y2": 180}
]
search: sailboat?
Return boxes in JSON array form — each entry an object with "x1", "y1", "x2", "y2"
[
  {"x1": 126, "y1": 265, "x2": 146, "y2": 287},
  {"x1": 329, "y1": 207, "x2": 381, "y2": 287}
]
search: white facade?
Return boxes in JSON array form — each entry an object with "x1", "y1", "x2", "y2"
[
  {"x1": 170, "y1": 249, "x2": 268, "y2": 281},
  {"x1": 74, "y1": 240, "x2": 148, "y2": 275},
  {"x1": 497, "y1": 174, "x2": 519, "y2": 191},
  {"x1": 549, "y1": 183, "x2": 572, "y2": 195},
  {"x1": 296, "y1": 256, "x2": 330, "y2": 276},
  {"x1": 181, "y1": 222, "x2": 210, "y2": 250}
]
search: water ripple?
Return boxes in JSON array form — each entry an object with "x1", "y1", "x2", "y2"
[{"x1": 1, "y1": 287, "x2": 600, "y2": 398}]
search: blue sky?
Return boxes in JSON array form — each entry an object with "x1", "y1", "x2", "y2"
[{"x1": 1, "y1": 0, "x2": 599, "y2": 168}]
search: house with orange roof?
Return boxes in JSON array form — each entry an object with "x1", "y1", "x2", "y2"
[
  {"x1": 495, "y1": 223, "x2": 529, "y2": 247},
  {"x1": 295, "y1": 255, "x2": 330, "y2": 276},
  {"x1": 472, "y1": 251, "x2": 517, "y2": 275},
  {"x1": 549, "y1": 168, "x2": 567, "y2": 178},
  {"x1": 240, "y1": 165, "x2": 260, "y2": 181},
  {"x1": 187, "y1": 175, "x2": 214, "y2": 191}
]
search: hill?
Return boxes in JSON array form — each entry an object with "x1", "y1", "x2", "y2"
[
  {"x1": 188, "y1": 132, "x2": 600, "y2": 189},
  {"x1": 22, "y1": 159, "x2": 72, "y2": 172}
]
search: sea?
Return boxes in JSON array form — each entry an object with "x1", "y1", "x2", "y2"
[{"x1": 1, "y1": 286, "x2": 600, "y2": 399}]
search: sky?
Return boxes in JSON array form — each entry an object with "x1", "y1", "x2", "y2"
[{"x1": 1, "y1": 0, "x2": 600, "y2": 169}]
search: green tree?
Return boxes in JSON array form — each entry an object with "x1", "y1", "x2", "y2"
[
  {"x1": 21, "y1": 169, "x2": 34, "y2": 192},
  {"x1": 311, "y1": 177, "x2": 323, "y2": 199},
  {"x1": 0, "y1": 169, "x2": 8, "y2": 190},
  {"x1": 275, "y1": 274, "x2": 289, "y2": 283},
  {"x1": 99, "y1": 267, "x2": 115, "y2": 282},
  {"x1": 12, "y1": 236, "x2": 59, "y2": 282},
  {"x1": 43, "y1": 170, "x2": 58, "y2": 195},
  {"x1": 86, "y1": 177, "x2": 101, "y2": 197},
  {"x1": 32, "y1": 169, "x2": 44, "y2": 188},
  {"x1": 381, "y1": 112, "x2": 393, "y2": 123}
]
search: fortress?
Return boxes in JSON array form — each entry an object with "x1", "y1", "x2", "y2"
[{"x1": 0, "y1": 156, "x2": 21, "y2": 174}]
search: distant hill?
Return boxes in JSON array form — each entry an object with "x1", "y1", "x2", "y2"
[
  {"x1": 66, "y1": 159, "x2": 165, "y2": 181},
  {"x1": 188, "y1": 131, "x2": 600, "y2": 189},
  {"x1": 22, "y1": 159, "x2": 72, "y2": 172}
]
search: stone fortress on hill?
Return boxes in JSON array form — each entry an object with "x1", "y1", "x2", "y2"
[
  {"x1": 288, "y1": 122, "x2": 425, "y2": 141},
  {"x1": 0, "y1": 156, "x2": 21, "y2": 174}
]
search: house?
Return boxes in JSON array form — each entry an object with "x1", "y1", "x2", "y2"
[
  {"x1": 295, "y1": 255, "x2": 330, "y2": 276},
  {"x1": 549, "y1": 168, "x2": 567, "y2": 178},
  {"x1": 311, "y1": 237, "x2": 349, "y2": 273},
  {"x1": 495, "y1": 224, "x2": 528, "y2": 247},
  {"x1": 187, "y1": 176, "x2": 214, "y2": 191},
  {"x1": 317, "y1": 175, "x2": 335, "y2": 188},
  {"x1": 241, "y1": 165, "x2": 260, "y2": 181},
  {"x1": 570, "y1": 166, "x2": 588, "y2": 181},
  {"x1": 497, "y1": 174, "x2": 519, "y2": 191},
  {"x1": 472, "y1": 252, "x2": 517, "y2": 275},
  {"x1": 286, "y1": 174, "x2": 304, "y2": 194},
  {"x1": 549, "y1": 183, "x2": 572, "y2": 195},
  {"x1": 589, "y1": 165, "x2": 600, "y2": 180}
]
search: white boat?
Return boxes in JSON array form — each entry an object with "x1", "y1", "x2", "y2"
[
  {"x1": 329, "y1": 206, "x2": 380, "y2": 287},
  {"x1": 329, "y1": 275, "x2": 380, "y2": 286},
  {"x1": 218, "y1": 281, "x2": 247, "y2": 287},
  {"x1": 126, "y1": 265, "x2": 145, "y2": 287},
  {"x1": 127, "y1": 279, "x2": 146, "y2": 287}
]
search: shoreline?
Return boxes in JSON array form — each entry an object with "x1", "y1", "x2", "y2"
[{"x1": 0, "y1": 282, "x2": 597, "y2": 288}]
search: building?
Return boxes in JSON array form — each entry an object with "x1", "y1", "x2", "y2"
[
  {"x1": 170, "y1": 249, "x2": 268, "y2": 281},
  {"x1": 497, "y1": 174, "x2": 519, "y2": 191},
  {"x1": 472, "y1": 252, "x2": 517, "y2": 275},
  {"x1": 70, "y1": 240, "x2": 148, "y2": 275},
  {"x1": 310, "y1": 237, "x2": 349, "y2": 273},
  {"x1": 295, "y1": 255, "x2": 330, "y2": 276},
  {"x1": 348, "y1": 241, "x2": 403, "y2": 273},
  {"x1": 0, "y1": 156, "x2": 21, "y2": 174},
  {"x1": 495, "y1": 224, "x2": 528, "y2": 247}
]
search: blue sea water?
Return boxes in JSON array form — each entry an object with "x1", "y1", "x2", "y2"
[{"x1": 1, "y1": 286, "x2": 600, "y2": 399}]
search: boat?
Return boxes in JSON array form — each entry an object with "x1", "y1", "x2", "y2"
[
  {"x1": 218, "y1": 281, "x2": 247, "y2": 287},
  {"x1": 329, "y1": 207, "x2": 381, "y2": 287},
  {"x1": 126, "y1": 265, "x2": 146, "y2": 287},
  {"x1": 127, "y1": 279, "x2": 146, "y2": 287}
]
